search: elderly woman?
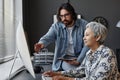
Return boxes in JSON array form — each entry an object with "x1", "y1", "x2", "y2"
[{"x1": 43, "y1": 22, "x2": 120, "y2": 80}]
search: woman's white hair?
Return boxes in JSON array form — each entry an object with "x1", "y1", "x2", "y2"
[{"x1": 86, "y1": 22, "x2": 108, "y2": 44}]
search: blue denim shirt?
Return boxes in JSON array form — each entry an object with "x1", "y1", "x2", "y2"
[{"x1": 39, "y1": 19, "x2": 89, "y2": 71}]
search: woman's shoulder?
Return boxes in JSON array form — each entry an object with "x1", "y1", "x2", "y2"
[{"x1": 101, "y1": 45, "x2": 115, "y2": 57}]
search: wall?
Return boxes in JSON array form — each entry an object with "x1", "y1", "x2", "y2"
[{"x1": 23, "y1": 0, "x2": 120, "y2": 54}]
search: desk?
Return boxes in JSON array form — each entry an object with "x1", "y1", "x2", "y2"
[
  {"x1": 0, "y1": 57, "x2": 24, "y2": 80},
  {"x1": 11, "y1": 64, "x2": 52, "y2": 80}
]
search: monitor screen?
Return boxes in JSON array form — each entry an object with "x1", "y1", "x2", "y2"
[{"x1": 16, "y1": 22, "x2": 35, "y2": 78}]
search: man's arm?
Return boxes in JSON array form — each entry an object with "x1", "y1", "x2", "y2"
[
  {"x1": 77, "y1": 19, "x2": 89, "y2": 63},
  {"x1": 38, "y1": 24, "x2": 57, "y2": 47},
  {"x1": 77, "y1": 46, "x2": 89, "y2": 63}
]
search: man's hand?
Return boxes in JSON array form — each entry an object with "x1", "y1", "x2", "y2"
[
  {"x1": 34, "y1": 43, "x2": 44, "y2": 53},
  {"x1": 64, "y1": 59, "x2": 80, "y2": 66}
]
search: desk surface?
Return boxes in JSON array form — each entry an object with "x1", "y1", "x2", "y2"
[
  {"x1": 12, "y1": 71, "x2": 44, "y2": 80},
  {"x1": 11, "y1": 64, "x2": 52, "y2": 80},
  {"x1": 0, "y1": 57, "x2": 24, "y2": 80}
]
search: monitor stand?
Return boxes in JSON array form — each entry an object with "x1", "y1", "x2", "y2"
[{"x1": 7, "y1": 50, "x2": 26, "y2": 80}]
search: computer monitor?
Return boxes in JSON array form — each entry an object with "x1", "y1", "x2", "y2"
[{"x1": 16, "y1": 22, "x2": 35, "y2": 78}]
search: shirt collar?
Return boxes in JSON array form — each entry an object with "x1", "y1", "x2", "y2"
[
  {"x1": 87, "y1": 45, "x2": 104, "y2": 56},
  {"x1": 86, "y1": 45, "x2": 104, "y2": 62}
]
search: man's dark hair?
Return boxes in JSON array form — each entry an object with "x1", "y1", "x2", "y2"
[{"x1": 57, "y1": 3, "x2": 77, "y2": 22}]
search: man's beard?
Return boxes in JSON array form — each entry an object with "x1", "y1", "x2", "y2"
[{"x1": 62, "y1": 20, "x2": 73, "y2": 26}]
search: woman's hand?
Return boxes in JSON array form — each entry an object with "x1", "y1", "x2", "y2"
[
  {"x1": 52, "y1": 76, "x2": 75, "y2": 80},
  {"x1": 43, "y1": 71, "x2": 61, "y2": 77}
]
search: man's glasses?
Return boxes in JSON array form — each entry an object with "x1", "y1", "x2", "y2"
[{"x1": 59, "y1": 13, "x2": 70, "y2": 18}]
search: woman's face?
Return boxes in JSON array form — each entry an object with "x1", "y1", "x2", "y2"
[{"x1": 83, "y1": 28, "x2": 99, "y2": 48}]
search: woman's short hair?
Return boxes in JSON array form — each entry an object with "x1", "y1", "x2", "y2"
[
  {"x1": 57, "y1": 3, "x2": 77, "y2": 22},
  {"x1": 86, "y1": 22, "x2": 108, "y2": 44}
]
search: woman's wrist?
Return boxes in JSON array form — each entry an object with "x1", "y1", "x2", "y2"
[
  {"x1": 64, "y1": 77, "x2": 75, "y2": 80},
  {"x1": 56, "y1": 71, "x2": 62, "y2": 75}
]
